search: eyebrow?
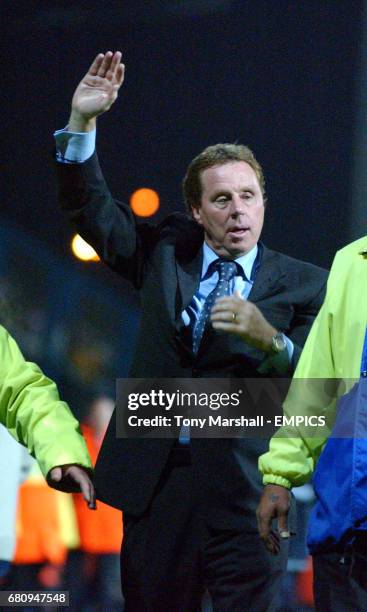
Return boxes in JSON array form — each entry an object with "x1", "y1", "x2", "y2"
[{"x1": 211, "y1": 187, "x2": 255, "y2": 198}]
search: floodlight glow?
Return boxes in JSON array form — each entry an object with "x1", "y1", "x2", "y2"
[{"x1": 71, "y1": 234, "x2": 100, "y2": 262}]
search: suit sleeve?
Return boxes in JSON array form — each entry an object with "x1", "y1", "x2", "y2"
[
  {"x1": 258, "y1": 263, "x2": 328, "y2": 376},
  {"x1": 0, "y1": 326, "x2": 92, "y2": 478},
  {"x1": 289, "y1": 272, "x2": 328, "y2": 368},
  {"x1": 55, "y1": 152, "x2": 159, "y2": 288}
]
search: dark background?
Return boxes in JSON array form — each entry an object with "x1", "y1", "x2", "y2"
[
  {"x1": 2, "y1": 0, "x2": 364, "y2": 267},
  {"x1": 1, "y1": 0, "x2": 366, "y2": 412}
]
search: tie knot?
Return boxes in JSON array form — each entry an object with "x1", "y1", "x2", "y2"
[{"x1": 216, "y1": 260, "x2": 237, "y2": 281}]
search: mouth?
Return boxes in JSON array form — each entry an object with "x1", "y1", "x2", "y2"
[{"x1": 227, "y1": 227, "x2": 249, "y2": 239}]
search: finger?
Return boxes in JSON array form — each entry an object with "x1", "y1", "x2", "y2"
[
  {"x1": 211, "y1": 322, "x2": 241, "y2": 337},
  {"x1": 211, "y1": 296, "x2": 243, "y2": 310},
  {"x1": 115, "y1": 63, "x2": 125, "y2": 87},
  {"x1": 84, "y1": 477, "x2": 96, "y2": 510},
  {"x1": 67, "y1": 467, "x2": 89, "y2": 498},
  {"x1": 258, "y1": 519, "x2": 281, "y2": 554},
  {"x1": 277, "y1": 513, "x2": 290, "y2": 538},
  {"x1": 76, "y1": 472, "x2": 91, "y2": 503},
  {"x1": 49, "y1": 466, "x2": 62, "y2": 482},
  {"x1": 85, "y1": 476, "x2": 96, "y2": 510},
  {"x1": 68, "y1": 467, "x2": 96, "y2": 510},
  {"x1": 88, "y1": 53, "x2": 105, "y2": 76},
  {"x1": 97, "y1": 51, "x2": 114, "y2": 77},
  {"x1": 258, "y1": 519, "x2": 280, "y2": 554},
  {"x1": 212, "y1": 321, "x2": 238, "y2": 331},
  {"x1": 211, "y1": 300, "x2": 236, "y2": 314},
  {"x1": 210, "y1": 308, "x2": 235, "y2": 322},
  {"x1": 266, "y1": 531, "x2": 281, "y2": 555},
  {"x1": 89, "y1": 482, "x2": 97, "y2": 510},
  {"x1": 278, "y1": 511, "x2": 291, "y2": 538},
  {"x1": 106, "y1": 51, "x2": 122, "y2": 81},
  {"x1": 256, "y1": 509, "x2": 272, "y2": 539},
  {"x1": 210, "y1": 312, "x2": 241, "y2": 326},
  {"x1": 234, "y1": 290, "x2": 244, "y2": 300},
  {"x1": 213, "y1": 295, "x2": 236, "y2": 304}
]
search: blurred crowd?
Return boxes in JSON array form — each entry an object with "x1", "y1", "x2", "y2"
[{"x1": 1, "y1": 396, "x2": 124, "y2": 612}]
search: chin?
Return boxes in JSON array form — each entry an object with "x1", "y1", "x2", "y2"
[{"x1": 225, "y1": 240, "x2": 253, "y2": 257}]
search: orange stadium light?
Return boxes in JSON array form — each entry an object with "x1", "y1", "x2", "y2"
[
  {"x1": 71, "y1": 234, "x2": 100, "y2": 262},
  {"x1": 130, "y1": 188, "x2": 160, "y2": 217}
]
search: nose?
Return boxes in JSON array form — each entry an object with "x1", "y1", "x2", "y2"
[{"x1": 230, "y1": 195, "x2": 246, "y2": 217}]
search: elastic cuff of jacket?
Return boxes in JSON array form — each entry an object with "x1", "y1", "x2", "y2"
[{"x1": 262, "y1": 475, "x2": 292, "y2": 489}]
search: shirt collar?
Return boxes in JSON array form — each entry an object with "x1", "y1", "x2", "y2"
[{"x1": 201, "y1": 242, "x2": 258, "y2": 281}]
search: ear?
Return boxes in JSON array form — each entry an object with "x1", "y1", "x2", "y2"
[{"x1": 191, "y1": 205, "x2": 202, "y2": 224}]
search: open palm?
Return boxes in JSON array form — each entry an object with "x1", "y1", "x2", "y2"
[{"x1": 71, "y1": 51, "x2": 125, "y2": 120}]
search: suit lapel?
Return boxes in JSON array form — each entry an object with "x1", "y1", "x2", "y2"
[
  {"x1": 174, "y1": 222, "x2": 203, "y2": 330},
  {"x1": 176, "y1": 248, "x2": 203, "y2": 314},
  {"x1": 248, "y1": 245, "x2": 287, "y2": 303}
]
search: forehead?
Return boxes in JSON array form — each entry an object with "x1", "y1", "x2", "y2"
[{"x1": 200, "y1": 161, "x2": 260, "y2": 194}]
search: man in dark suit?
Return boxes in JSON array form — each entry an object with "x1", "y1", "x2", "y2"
[{"x1": 54, "y1": 52, "x2": 327, "y2": 611}]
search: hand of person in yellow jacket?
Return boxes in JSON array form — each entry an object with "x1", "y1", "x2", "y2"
[
  {"x1": 47, "y1": 464, "x2": 96, "y2": 509},
  {"x1": 256, "y1": 484, "x2": 291, "y2": 554}
]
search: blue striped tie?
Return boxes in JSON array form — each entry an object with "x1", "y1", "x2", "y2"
[
  {"x1": 192, "y1": 260, "x2": 238, "y2": 354},
  {"x1": 179, "y1": 260, "x2": 237, "y2": 444}
]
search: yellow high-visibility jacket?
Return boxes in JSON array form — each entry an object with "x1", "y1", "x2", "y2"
[
  {"x1": 259, "y1": 236, "x2": 367, "y2": 488},
  {"x1": 0, "y1": 325, "x2": 92, "y2": 478}
]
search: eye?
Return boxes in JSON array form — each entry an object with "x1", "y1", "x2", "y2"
[
  {"x1": 214, "y1": 195, "x2": 230, "y2": 206},
  {"x1": 240, "y1": 192, "x2": 255, "y2": 204}
]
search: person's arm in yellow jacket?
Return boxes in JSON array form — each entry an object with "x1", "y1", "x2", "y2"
[
  {"x1": 0, "y1": 325, "x2": 95, "y2": 508},
  {"x1": 256, "y1": 239, "x2": 366, "y2": 553},
  {"x1": 256, "y1": 297, "x2": 335, "y2": 553}
]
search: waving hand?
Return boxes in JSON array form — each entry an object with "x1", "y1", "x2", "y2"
[{"x1": 69, "y1": 51, "x2": 125, "y2": 131}]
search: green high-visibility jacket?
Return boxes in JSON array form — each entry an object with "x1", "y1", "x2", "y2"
[
  {"x1": 0, "y1": 325, "x2": 92, "y2": 478},
  {"x1": 259, "y1": 236, "x2": 367, "y2": 488}
]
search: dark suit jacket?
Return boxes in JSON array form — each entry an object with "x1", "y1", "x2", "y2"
[{"x1": 56, "y1": 153, "x2": 328, "y2": 527}]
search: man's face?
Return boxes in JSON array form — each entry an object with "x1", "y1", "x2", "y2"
[{"x1": 191, "y1": 161, "x2": 265, "y2": 259}]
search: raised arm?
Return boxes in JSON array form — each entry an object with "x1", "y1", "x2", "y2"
[
  {"x1": 55, "y1": 51, "x2": 163, "y2": 288},
  {"x1": 68, "y1": 51, "x2": 125, "y2": 132}
]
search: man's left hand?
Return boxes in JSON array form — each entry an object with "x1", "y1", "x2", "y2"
[
  {"x1": 47, "y1": 464, "x2": 96, "y2": 509},
  {"x1": 210, "y1": 291, "x2": 276, "y2": 352}
]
